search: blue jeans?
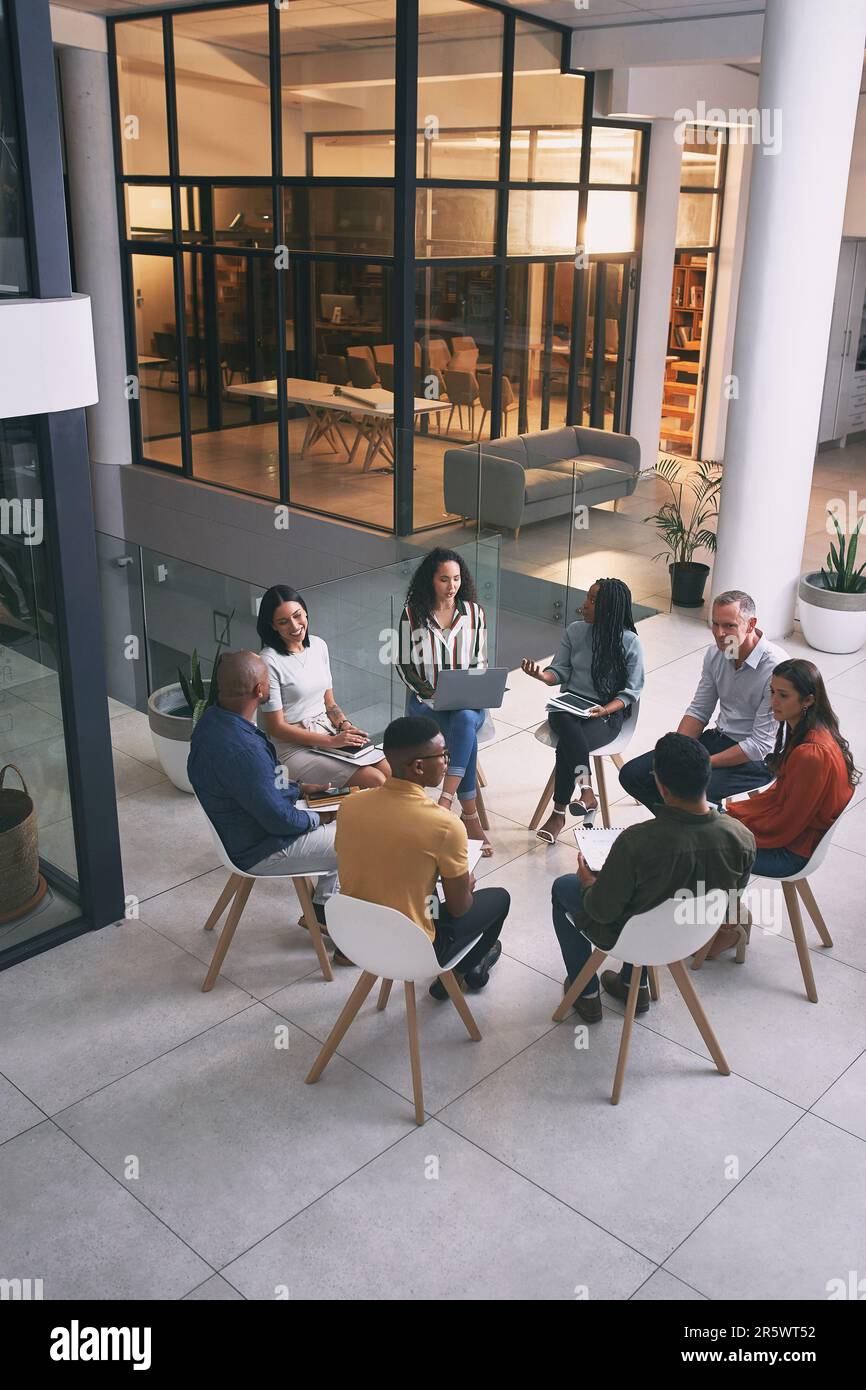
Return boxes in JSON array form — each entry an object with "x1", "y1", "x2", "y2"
[
  {"x1": 752, "y1": 846, "x2": 809, "y2": 878},
  {"x1": 551, "y1": 875, "x2": 648, "y2": 997},
  {"x1": 408, "y1": 695, "x2": 484, "y2": 798}
]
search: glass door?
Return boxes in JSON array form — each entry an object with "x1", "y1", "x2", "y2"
[{"x1": 577, "y1": 256, "x2": 634, "y2": 431}]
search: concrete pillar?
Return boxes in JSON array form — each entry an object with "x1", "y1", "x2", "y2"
[
  {"x1": 629, "y1": 117, "x2": 681, "y2": 471},
  {"x1": 711, "y1": 0, "x2": 866, "y2": 637},
  {"x1": 58, "y1": 44, "x2": 132, "y2": 466}
]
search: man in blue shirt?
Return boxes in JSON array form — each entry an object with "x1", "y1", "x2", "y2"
[
  {"x1": 188, "y1": 650, "x2": 338, "y2": 918},
  {"x1": 619, "y1": 590, "x2": 785, "y2": 810}
]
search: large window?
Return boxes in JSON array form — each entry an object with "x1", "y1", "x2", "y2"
[
  {"x1": 0, "y1": 0, "x2": 28, "y2": 295},
  {"x1": 111, "y1": 0, "x2": 646, "y2": 536}
]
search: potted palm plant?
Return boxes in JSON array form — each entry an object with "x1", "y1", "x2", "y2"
[
  {"x1": 146, "y1": 615, "x2": 233, "y2": 793},
  {"x1": 798, "y1": 514, "x2": 866, "y2": 654},
  {"x1": 645, "y1": 456, "x2": 722, "y2": 608}
]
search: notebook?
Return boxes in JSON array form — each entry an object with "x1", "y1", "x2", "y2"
[
  {"x1": 318, "y1": 742, "x2": 383, "y2": 767},
  {"x1": 573, "y1": 826, "x2": 623, "y2": 873},
  {"x1": 546, "y1": 692, "x2": 598, "y2": 719},
  {"x1": 436, "y1": 840, "x2": 485, "y2": 902}
]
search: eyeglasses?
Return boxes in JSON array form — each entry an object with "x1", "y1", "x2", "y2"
[{"x1": 418, "y1": 750, "x2": 450, "y2": 764}]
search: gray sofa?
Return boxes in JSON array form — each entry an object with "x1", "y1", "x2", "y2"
[{"x1": 443, "y1": 425, "x2": 641, "y2": 535}]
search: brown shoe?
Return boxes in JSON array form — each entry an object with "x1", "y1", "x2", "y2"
[
  {"x1": 331, "y1": 948, "x2": 355, "y2": 967},
  {"x1": 705, "y1": 911, "x2": 751, "y2": 963}
]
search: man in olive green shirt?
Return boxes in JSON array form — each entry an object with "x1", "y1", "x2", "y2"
[{"x1": 552, "y1": 732, "x2": 756, "y2": 1023}]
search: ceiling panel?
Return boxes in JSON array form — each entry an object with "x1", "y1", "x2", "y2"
[{"x1": 54, "y1": 0, "x2": 767, "y2": 21}]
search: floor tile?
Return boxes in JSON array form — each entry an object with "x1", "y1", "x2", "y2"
[
  {"x1": 223, "y1": 1120, "x2": 654, "y2": 1301},
  {"x1": 756, "y1": 844, "x2": 866, "y2": 975},
  {"x1": 665, "y1": 1113, "x2": 866, "y2": 1300},
  {"x1": 117, "y1": 782, "x2": 220, "y2": 902},
  {"x1": 439, "y1": 1020, "x2": 799, "y2": 1263},
  {"x1": 0, "y1": 1072, "x2": 44, "y2": 1145},
  {"x1": 812, "y1": 1051, "x2": 866, "y2": 1142},
  {"x1": 0, "y1": 920, "x2": 252, "y2": 1113},
  {"x1": 269, "y1": 951, "x2": 560, "y2": 1114},
  {"x1": 631, "y1": 1269, "x2": 706, "y2": 1301},
  {"x1": 0, "y1": 1122, "x2": 209, "y2": 1299},
  {"x1": 137, "y1": 867, "x2": 326, "y2": 1000},
  {"x1": 110, "y1": 709, "x2": 165, "y2": 773},
  {"x1": 55, "y1": 1005, "x2": 415, "y2": 1269},
  {"x1": 183, "y1": 1275, "x2": 244, "y2": 1301}
]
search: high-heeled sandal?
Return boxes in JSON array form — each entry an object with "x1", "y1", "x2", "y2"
[
  {"x1": 462, "y1": 810, "x2": 494, "y2": 857},
  {"x1": 536, "y1": 811, "x2": 566, "y2": 844},
  {"x1": 568, "y1": 797, "x2": 598, "y2": 829}
]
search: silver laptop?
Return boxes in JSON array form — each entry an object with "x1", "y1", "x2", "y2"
[{"x1": 432, "y1": 667, "x2": 509, "y2": 712}]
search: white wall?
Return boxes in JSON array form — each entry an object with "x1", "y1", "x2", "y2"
[{"x1": 843, "y1": 93, "x2": 866, "y2": 236}]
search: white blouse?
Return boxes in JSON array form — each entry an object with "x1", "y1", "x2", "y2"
[{"x1": 260, "y1": 636, "x2": 333, "y2": 727}]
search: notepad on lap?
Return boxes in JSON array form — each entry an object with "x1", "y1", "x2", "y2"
[
  {"x1": 573, "y1": 827, "x2": 623, "y2": 872},
  {"x1": 436, "y1": 840, "x2": 485, "y2": 902},
  {"x1": 546, "y1": 692, "x2": 597, "y2": 718}
]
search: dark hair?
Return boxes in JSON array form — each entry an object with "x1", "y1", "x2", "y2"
[
  {"x1": 767, "y1": 659, "x2": 860, "y2": 787},
  {"x1": 405, "y1": 548, "x2": 478, "y2": 626},
  {"x1": 653, "y1": 732, "x2": 711, "y2": 800},
  {"x1": 256, "y1": 585, "x2": 310, "y2": 656},
  {"x1": 383, "y1": 714, "x2": 441, "y2": 756},
  {"x1": 590, "y1": 578, "x2": 636, "y2": 705}
]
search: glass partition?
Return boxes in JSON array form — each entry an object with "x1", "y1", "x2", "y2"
[
  {"x1": 130, "y1": 251, "x2": 183, "y2": 468},
  {"x1": 114, "y1": 16, "x2": 169, "y2": 177},
  {"x1": 173, "y1": 4, "x2": 271, "y2": 177},
  {"x1": 96, "y1": 532, "x2": 501, "y2": 744}
]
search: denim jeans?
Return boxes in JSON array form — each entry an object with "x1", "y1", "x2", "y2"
[
  {"x1": 407, "y1": 694, "x2": 485, "y2": 798},
  {"x1": 551, "y1": 874, "x2": 648, "y2": 997},
  {"x1": 752, "y1": 846, "x2": 809, "y2": 878},
  {"x1": 619, "y1": 729, "x2": 770, "y2": 811}
]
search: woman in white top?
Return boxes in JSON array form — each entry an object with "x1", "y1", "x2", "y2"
[{"x1": 257, "y1": 585, "x2": 388, "y2": 789}]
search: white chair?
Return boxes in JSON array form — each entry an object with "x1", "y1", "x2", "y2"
[
  {"x1": 529, "y1": 699, "x2": 641, "y2": 831},
  {"x1": 305, "y1": 896, "x2": 483, "y2": 1125},
  {"x1": 552, "y1": 889, "x2": 731, "y2": 1104},
  {"x1": 197, "y1": 805, "x2": 335, "y2": 991}
]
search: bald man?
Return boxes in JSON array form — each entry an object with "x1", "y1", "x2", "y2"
[{"x1": 188, "y1": 650, "x2": 338, "y2": 924}]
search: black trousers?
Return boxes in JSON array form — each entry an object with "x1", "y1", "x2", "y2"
[
  {"x1": 548, "y1": 708, "x2": 624, "y2": 807},
  {"x1": 434, "y1": 886, "x2": 510, "y2": 975},
  {"x1": 619, "y1": 729, "x2": 770, "y2": 810}
]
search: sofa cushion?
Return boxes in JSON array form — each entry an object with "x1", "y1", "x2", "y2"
[
  {"x1": 523, "y1": 466, "x2": 578, "y2": 504},
  {"x1": 520, "y1": 426, "x2": 578, "y2": 469},
  {"x1": 478, "y1": 436, "x2": 528, "y2": 467},
  {"x1": 544, "y1": 457, "x2": 633, "y2": 493}
]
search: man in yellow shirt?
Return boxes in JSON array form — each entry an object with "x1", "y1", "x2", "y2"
[{"x1": 335, "y1": 716, "x2": 509, "y2": 998}]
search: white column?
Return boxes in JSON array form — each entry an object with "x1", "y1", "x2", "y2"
[
  {"x1": 628, "y1": 117, "x2": 682, "y2": 470},
  {"x1": 711, "y1": 0, "x2": 866, "y2": 637},
  {"x1": 58, "y1": 44, "x2": 132, "y2": 466}
]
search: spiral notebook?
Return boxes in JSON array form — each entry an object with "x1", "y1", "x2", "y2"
[{"x1": 573, "y1": 827, "x2": 623, "y2": 873}]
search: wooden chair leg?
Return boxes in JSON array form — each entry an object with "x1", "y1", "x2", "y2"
[
  {"x1": 668, "y1": 960, "x2": 731, "y2": 1076},
  {"x1": 611, "y1": 970, "x2": 643, "y2": 1105},
  {"x1": 377, "y1": 978, "x2": 393, "y2": 1011},
  {"x1": 611, "y1": 753, "x2": 624, "y2": 771},
  {"x1": 529, "y1": 769, "x2": 556, "y2": 831},
  {"x1": 782, "y1": 881, "x2": 819, "y2": 1003},
  {"x1": 203, "y1": 875, "x2": 240, "y2": 932},
  {"x1": 404, "y1": 982, "x2": 425, "y2": 1125},
  {"x1": 553, "y1": 947, "x2": 608, "y2": 1021},
  {"x1": 648, "y1": 965, "x2": 661, "y2": 1001},
  {"x1": 795, "y1": 878, "x2": 833, "y2": 947},
  {"x1": 690, "y1": 935, "x2": 714, "y2": 971},
  {"x1": 294, "y1": 877, "x2": 334, "y2": 983},
  {"x1": 474, "y1": 784, "x2": 490, "y2": 832},
  {"x1": 201, "y1": 877, "x2": 254, "y2": 992},
  {"x1": 594, "y1": 756, "x2": 611, "y2": 829},
  {"x1": 305, "y1": 971, "x2": 378, "y2": 1084},
  {"x1": 440, "y1": 970, "x2": 481, "y2": 1040}
]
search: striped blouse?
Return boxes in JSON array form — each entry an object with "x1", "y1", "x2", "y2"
[{"x1": 396, "y1": 598, "x2": 487, "y2": 703}]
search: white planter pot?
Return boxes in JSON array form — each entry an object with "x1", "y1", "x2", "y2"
[
  {"x1": 147, "y1": 684, "x2": 195, "y2": 793},
  {"x1": 798, "y1": 573, "x2": 866, "y2": 655}
]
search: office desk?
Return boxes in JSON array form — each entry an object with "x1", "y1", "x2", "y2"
[{"x1": 226, "y1": 378, "x2": 448, "y2": 473}]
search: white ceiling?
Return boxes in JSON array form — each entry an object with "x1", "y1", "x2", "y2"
[{"x1": 54, "y1": 0, "x2": 768, "y2": 29}]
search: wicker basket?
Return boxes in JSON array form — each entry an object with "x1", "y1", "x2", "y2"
[{"x1": 0, "y1": 764, "x2": 39, "y2": 916}]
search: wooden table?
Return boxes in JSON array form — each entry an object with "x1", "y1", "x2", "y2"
[{"x1": 226, "y1": 378, "x2": 449, "y2": 473}]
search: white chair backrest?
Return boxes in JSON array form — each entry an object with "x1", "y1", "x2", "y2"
[
  {"x1": 782, "y1": 794, "x2": 855, "y2": 879},
  {"x1": 614, "y1": 888, "x2": 730, "y2": 965},
  {"x1": 196, "y1": 797, "x2": 244, "y2": 875},
  {"x1": 325, "y1": 895, "x2": 440, "y2": 981},
  {"x1": 595, "y1": 698, "x2": 640, "y2": 757}
]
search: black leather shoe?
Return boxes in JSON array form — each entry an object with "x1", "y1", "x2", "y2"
[
  {"x1": 601, "y1": 968, "x2": 649, "y2": 1014},
  {"x1": 429, "y1": 974, "x2": 467, "y2": 1001},
  {"x1": 463, "y1": 940, "x2": 503, "y2": 991}
]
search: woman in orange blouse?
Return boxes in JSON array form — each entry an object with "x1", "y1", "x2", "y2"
[{"x1": 725, "y1": 658, "x2": 858, "y2": 877}]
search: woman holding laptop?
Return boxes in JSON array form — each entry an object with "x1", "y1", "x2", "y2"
[
  {"x1": 396, "y1": 548, "x2": 493, "y2": 857},
  {"x1": 522, "y1": 578, "x2": 645, "y2": 843},
  {"x1": 257, "y1": 584, "x2": 389, "y2": 790}
]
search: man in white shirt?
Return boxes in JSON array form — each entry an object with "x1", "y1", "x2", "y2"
[{"x1": 619, "y1": 590, "x2": 786, "y2": 810}]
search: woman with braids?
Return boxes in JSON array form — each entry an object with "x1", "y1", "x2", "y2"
[
  {"x1": 396, "y1": 548, "x2": 493, "y2": 857},
  {"x1": 522, "y1": 578, "x2": 645, "y2": 843}
]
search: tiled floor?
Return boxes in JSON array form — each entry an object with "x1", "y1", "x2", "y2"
[{"x1": 2, "y1": 602, "x2": 865, "y2": 1300}]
